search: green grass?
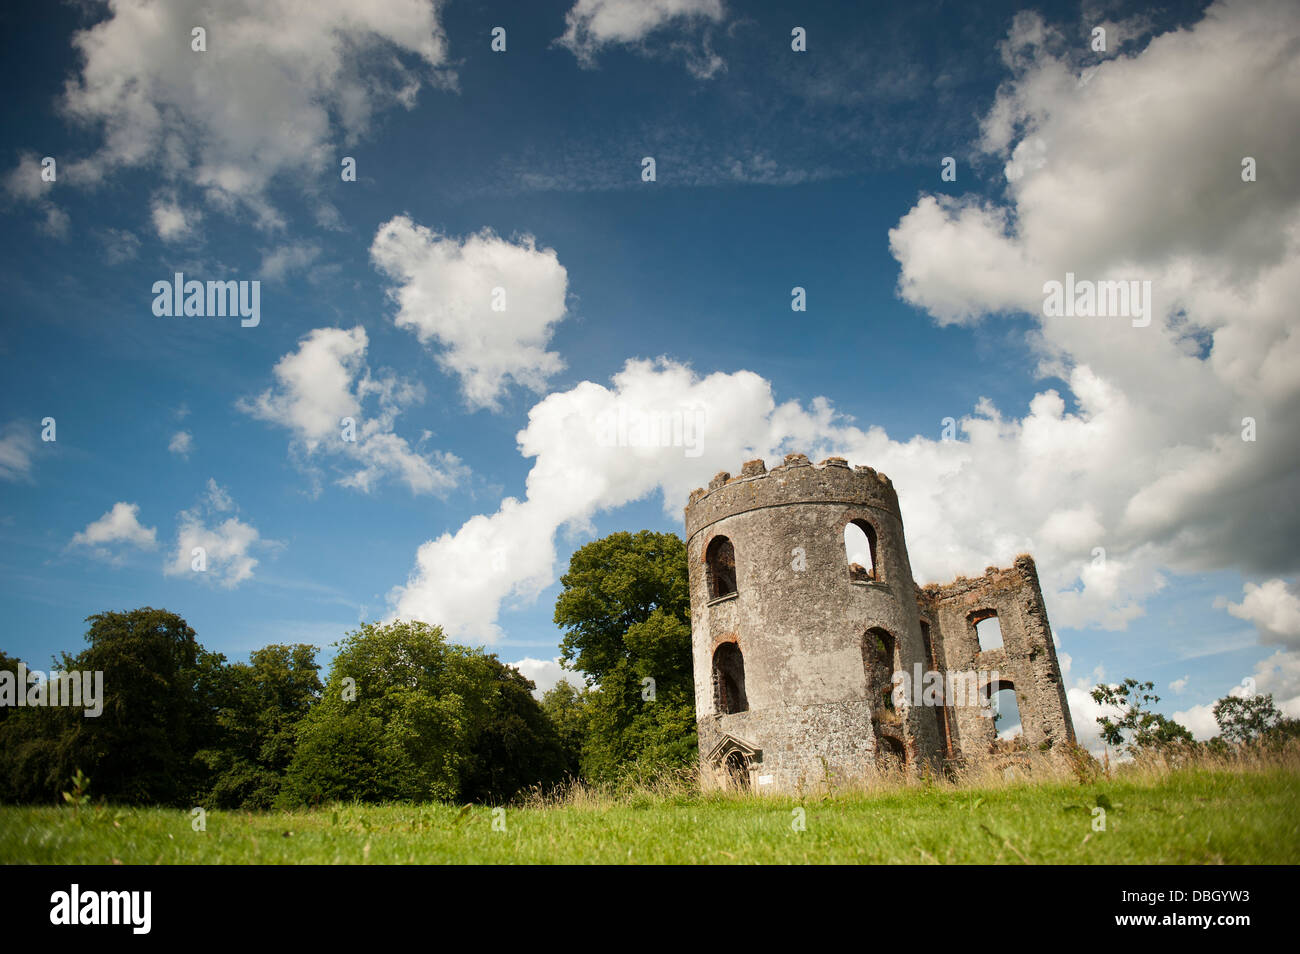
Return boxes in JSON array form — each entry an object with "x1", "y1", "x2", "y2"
[{"x1": 3, "y1": 763, "x2": 1298, "y2": 864}]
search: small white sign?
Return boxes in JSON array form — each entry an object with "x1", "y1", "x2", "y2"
[{"x1": 758, "y1": 774, "x2": 775, "y2": 785}]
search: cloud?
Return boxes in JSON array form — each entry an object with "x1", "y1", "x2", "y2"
[
  {"x1": 1169, "y1": 675, "x2": 1189, "y2": 694},
  {"x1": 384, "y1": 355, "x2": 1154, "y2": 642},
  {"x1": 371, "y1": 216, "x2": 568, "y2": 410},
  {"x1": 387, "y1": 357, "x2": 770, "y2": 641},
  {"x1": 3, "y1": 153, "x2": 68, "y2": 239},
  {"x1": 99, "y1": 228, "x2": 141, "y2": 264},
  {"x1": 16, "y1": 0, "x2": 452, "y2": 229},
  {"x1": 512, "y1": 657, "x2": 582, "y2": 697},
  {"x1": 165, "y1": 480, "x2": 266, "y2": 587},
  {"x1": 1246, "y1": 649, "x2": 1300, "y2": 717},
  {"x1": 260, "y1": 242, "x2": 321, "y2": 281},
  {"x1": 1215, "y1": 579, "x2": 1300, "y2": 647},
  {"x1": 3, "y1": 152, "x2": 54, "y2": 203},
  {"x1": 0, "y1": 423, "x2": 36, "y2": 482},
  {"x1": 150, "y1": 192, "x2": 199, "y2": 242},
  {"x1": 168, "y1": 430, "x2": 193, "y2": 458},
  {"x1": 38, "y1": 206, "x2": 70, "y2": 239},
  {"x1": 204, "y1": 477, "x2": 234, "y2": 512},
  {"x1": 384, "y1": 351, "x2": 1284, "y2": 656},
  {"x1": 70, "y1": 502, "x2": 158, "y2": 561},
  {"x1": 556, "y1": 0, "x2": 726, "y2": 76},
  {"x1": 1170, "y1": 702, "x2": 1219, "y2": 741},
  {"x1": 884, "y1": 1, "x2": 1300, "y2": 608},
  {"x1": 239, "y1": 325, "x2": 464, "y2": 495}
]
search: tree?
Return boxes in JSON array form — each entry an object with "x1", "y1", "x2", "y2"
[
  {"x1": 1213, "y1": 693, "x2": 1298, "y2": 745},
  {"x1": 0, "y1": 651, "x2": 20, "y2": 725},
  {"x1": 553, "y1": 531, "x2": 696, "y2": 782},
  {"x1": 200, "y1": 643, "x2": 322, "y2": 809},
  {"x1": 1091, "y1": 678, "x2": 1194, "y2": 756},
  {"x1": 280, "y1": 620, "x2": 564, "y2": 806},
  {"x1": 281, "y1": 620, "x2": 495, "y2": 805},
  {"x1": 0, "y1": 651, "x2": 66, "y2": 803},
  {"x1": 458, "y1": 657, "x2": 568, "y2": 803},
  {"x1": 56, "y1": 608, "x2": 227, "y2": 805},
  {"x1": 540, "y1": 680, "x2": 590, "y2": 780}
]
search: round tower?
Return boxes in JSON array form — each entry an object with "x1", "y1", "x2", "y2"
[{"x1": 684, "y1": 453, "x2": 941, "y2": 792}]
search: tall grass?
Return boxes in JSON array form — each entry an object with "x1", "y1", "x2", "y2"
[{"x1": 521, "y1": 739, "x2": 1300, "y2": 810}]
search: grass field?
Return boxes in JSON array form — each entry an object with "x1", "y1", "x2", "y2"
[{"x1": 3, "y1": 755, "x2": 1299, "y2": 864}]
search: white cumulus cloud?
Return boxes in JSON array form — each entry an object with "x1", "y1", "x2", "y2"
[
  {"x1": 1170, "y1": 702, "x2": 1220, "y2": 741},
  {"x1": 165, "y1": 480, "x2": 266, "y2": 587},
  {"x1": 884, "y1": 1, "x2": 1300, "y2": 620},
  {"x1": 371, "y1": 216, "x2": 569, "y2": 411},
  {"x1": 1216, "y1": 579, "x2": 1300, "y2": 647},
  {"x1": 70, "y1": 502, "x2": 158, "y2": 561},
  {"x1": 150, "y1": 192, "x2": 199, "y2": 242},
  {"x1": 239, "y1": 325, "x2": 464, "y2": 495},
  {"x1": 17, "y1": 0, "x2": 452, "y2": 229},
  {"x1": 1246, "y1": 649, "x2": 1300, "y2": 717}
]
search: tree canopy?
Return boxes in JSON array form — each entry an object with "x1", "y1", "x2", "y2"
[
  {"x1": 553, "y1": 530, "x2": 696, "y2": 781},
  {"x1": 1091, "y1": 678, "x2": 1194, "y2": 756},
  {"x1": 280, "y1": 620, "x2": 566, "y2": 806}
]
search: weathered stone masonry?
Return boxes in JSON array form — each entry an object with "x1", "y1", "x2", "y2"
[{"x1": 685, "y1": 453, "x2": 1076, "y2": 792}]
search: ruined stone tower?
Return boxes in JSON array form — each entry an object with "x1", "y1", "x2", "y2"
[{"x1": 684, "y1": 453, "x2": 1075, "y2": 792}]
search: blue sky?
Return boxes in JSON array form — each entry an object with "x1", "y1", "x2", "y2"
[{"x1": 2, "y1": 0, "x2": 1297, "y2": 752}]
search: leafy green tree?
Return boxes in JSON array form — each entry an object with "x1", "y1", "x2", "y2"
[
  {"x1": 540, "y1": 679, "x2": 590, "y2": 779},
  {"x1": 0, "y1": 651, "x2": 20, "y2": 725},
  {"x1": 53, "y1": 608, "x2": 227, "y2": 805},
  {"x1": 458, "y1": 657, "x2": 568, "y2": 803},
  {"x1": 0, "y1": 651, "x2": 67, "y2": 803},
  {"x1": 1091, "y1": 678, "x2": 1194, "y2": 756},
  {"x1": 200, "y1": 643, "x2": 322, "y2": 809},
  {"x1": 280, "y1": 620, "x2": 497, "y2": 806},
  {"x1": 553, "y1": 531, "x2": 696, "y2": 782},
  {"x1": 1212, "y1": 692, "x2": 1298, "y2": 745}
]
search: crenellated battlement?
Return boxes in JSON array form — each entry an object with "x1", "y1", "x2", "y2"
[{"x1": 684, "y1": 453, "x2": 900, "y2": 543}]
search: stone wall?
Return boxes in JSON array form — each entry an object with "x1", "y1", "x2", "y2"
[{"x1": 916, "y1": 555, "x2": 1076, "y2": 760}]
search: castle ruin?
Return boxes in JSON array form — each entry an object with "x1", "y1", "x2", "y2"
[{"x1": 685, "y1": 453, "x2": 1075, "y2": 791}]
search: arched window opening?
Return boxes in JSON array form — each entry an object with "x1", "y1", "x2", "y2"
[
  {"x1": 863, "y1": 627, "x2": 898, "y2": 714},
  {"x1": 706, "y1": 536, "x2": 737, "y2": 599},
  {"x1": 984, "y1": 680, "x2": 1023, "y2": 746},
  {"x1": 712, "y1": 643, "x2": 748, "y2": 714},
  {"x1": 844, "y1": 520, "x2": 878, "y2": 582},
  {"x1": 972, "y1": 609, "x2": 1003, "y2": 651}
]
